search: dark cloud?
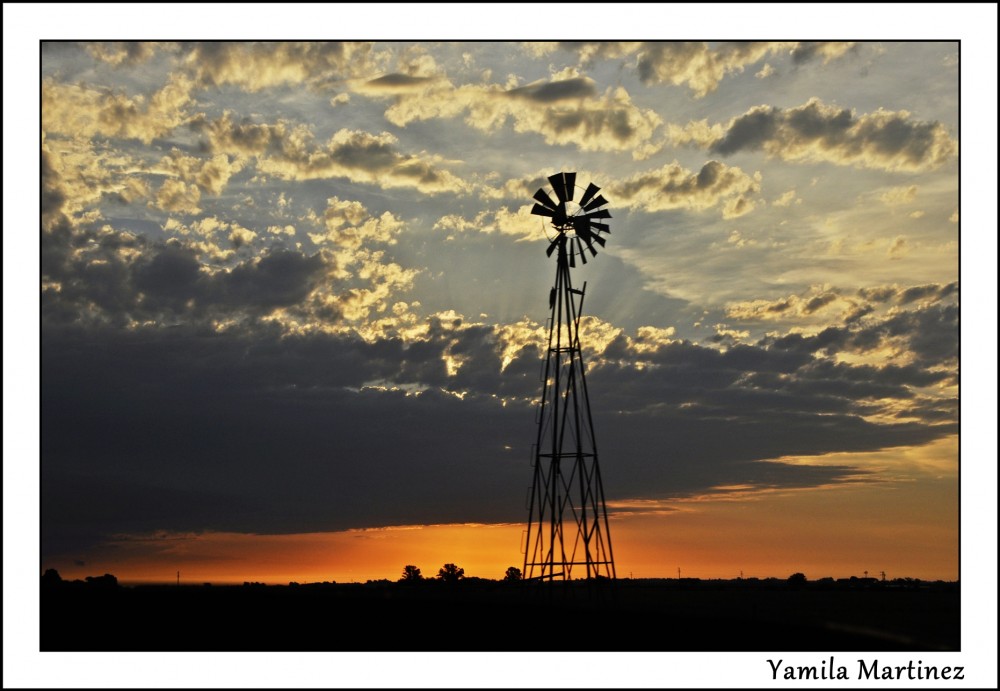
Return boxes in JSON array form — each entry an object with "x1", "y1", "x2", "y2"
[
  {"x1": 361, "y1": 73, "x2": 441, "y2": 95},
  {"x1": 216, "y1": 249, "x2": 327, "y2": 310},
  {"x1": 762, "y1": 300, "x2": 958, "y2": 368},
  {"x1": 84, "y1": 41, "x2": 163, "y2": 66},
  {"x1": 43, "y1": 217, "x2": 332, "y2": 326},
  {"x1": 41, "y1": 148, "x2": 67, "y2": 231},
  {"x1": 707, "y1": 99, "x2": 956, "y2": 171},
  {"x1": 899, "y1": 281, "x2": 957, "y2": 305},
  {"x1": 42, "y1": 306, "x2": 956, "y2": 560},
  {"x1": 712, "y1": 107, "x2": 779, "y2": 154},
  {"x1": 610, "y1": 160, "x2": 760, "y2": 214},
  {"x1": 857, "y1": 285, "x2": 899, "y2": 303},
  {"x1": 790, "y1": 42, "x2": 857, "y2": 65},
  {"x1": 506, "y1": 77, "x2": 597, "y2": 103},
  {"x1": 185, "y1": 41, "x2": 373, "y2": 92},
  {"x1": 803, "y1": 292, "x2": 838, "y2": 314}
]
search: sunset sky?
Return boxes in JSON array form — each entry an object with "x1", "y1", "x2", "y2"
[
  {"x1": 34, "y1": 36, "x2": 968, "y2": 586},
  {"x1": 6, "y1": 3, "x2": 998, "y2": 687}
]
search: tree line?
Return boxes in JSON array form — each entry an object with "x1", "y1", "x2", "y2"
[{"x1": 399, "y1": 564, "x2": 522, "y2": 583}]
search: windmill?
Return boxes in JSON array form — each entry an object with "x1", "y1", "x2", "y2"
[{"x1": 523, "y1": 172, "x2": 616, "y2": 582}]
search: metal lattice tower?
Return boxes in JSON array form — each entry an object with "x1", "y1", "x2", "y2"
[{"x1": 523, "y1": 172, "x2": 616, "y2": 582}]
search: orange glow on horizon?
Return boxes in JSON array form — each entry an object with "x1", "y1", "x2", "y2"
[
  {"x1": 45, "y1": 439, "x2": 958, "y2": 586},
  {"x1": 45, "y1": 489, "x2": 957, "y2": 585}
]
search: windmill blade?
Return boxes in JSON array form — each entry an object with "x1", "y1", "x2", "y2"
[
  {"x1": 563, "y1": 172, "x2": 576, "y2": 201},
  {"x1": 531, "y1": 203, "x2": 555, "y2": 218},
  {"x1": 582, "y1": 194, "x2": 608, "y2": 212},
  {"x1": 590, "y1": 221, "x2": 610, "y2": 235},
  {"x1": 576, "y1": 237, "x2": 588, "y2": 264},
  {"x1": 568, "y1": 245, "x2": 576, "y2": 267},
  {"x1": 581, "y1": 208, "x2": 611, "y2": 221},
  {"x1": 581, "y1": 234, "x2": 598, "y2": 257},
  {"x1": 578, "y1": 182, "x2": 600, "y2": 208},
  {"x1": 590, "y1": 232, "x2": 606, "y2": 248},
  {"x1": 546, "y1": 235, "x2": 560, "y2": 257},
  {"x1": 572, "y1": 216, "x2": 593, "y2": 239},
  {"x1": 548, "y1": 173, "x2": 569, "y2": 203},
  {"x1": 533, "y1": 188, "x2": 559, "y2": 211}
]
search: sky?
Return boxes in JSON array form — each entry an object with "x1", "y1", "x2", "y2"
[
  {"x1": 6, "y1": 4, "x2": 998, "y2": 688},
  {"x1": 32, "y1": 35, "x2": 970, "y2": 587}
]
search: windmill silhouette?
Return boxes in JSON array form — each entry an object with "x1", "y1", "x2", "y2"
[{"x1": 522, "y1": 172, "x2": 616, "y2": 582}]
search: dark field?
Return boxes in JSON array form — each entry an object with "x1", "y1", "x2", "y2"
[{"x1": 41, "y1": 578, "x2": 959, "y2": 652}]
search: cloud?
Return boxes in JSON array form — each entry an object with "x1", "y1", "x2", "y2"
[
  {"x1": 887, "y1": 235, "x2": 908, "y2": 259},
  {"x1": 363, "y1": 74, "x2": 663, "y2": 159},
  {"x1": 789, "y1": 41, "x2": 857, "y2": 65},
  {"x1": 84, "y1": 41, "x2": 164, "y2": 66},
  {"x1": 154, "y1": 178, "x2": 202, "y2": 214},
  {"x1": 635, "y1": 42, "x2": 791, "y2": 96},
  {"x1": 184, "y1": 41, "x2": 384, "y2": 92},
  {"x1": 43, "y1": 196, "x2": 418, "y2": 332},
  {"x1": 308, "y1": 197, "x2": 404, "y2": 250},
  {"x1": 42, "y1": 73, "x2": 194, "y2": 144},
  {"x1": 726, "y1": 286, "x2": 847, "y2": 322},
  {"x1": 505, "y1": 76, "x2": 597, "y2": 102},
  {"x1": 41, "y1": 289, "x2": 956, "y2": 553},
  {"x1": 434, "y1": 204, "x2": 544, "y2": 242},
  {"x1": 354, "y1": 73, "x2": 446, "y2": 96},
  {"x1": 610, "y1": 160, "x2": 761, "y2": 216},
  {"x1": 158, "y1": 150, "x2": 245, "y2": 197},
  {"x1": 551, "y1": 41, "x2": 855, "y2": 97},
  {"x1": 726, "y1": 282, "x2": 959, "y2": 340},
  {"x1": 673, "y1": 98, "x2": 957, "y2": 172},
  {"x1": 199, "y1": 114, "x2": 468, "y2": 195},
  {"x1": 762, "y1": 300, "x2": 958, "y2": 369},
  {"x1": 879, "y1": 184, "x2": 918, "y2": 206},
  {"x1": 772, "y1": 189, "x2": 799, "y2": 207}
]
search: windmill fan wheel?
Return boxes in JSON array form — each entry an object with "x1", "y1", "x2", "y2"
[{"x1": 530, "y1": 171, "x2": 611, "y2": 266}]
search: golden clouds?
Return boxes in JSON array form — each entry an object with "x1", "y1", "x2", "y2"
[
  {"x1": 494, "y1": 319, "x2": 547, "y2": 372},
  {"x1": 42, "y1": 138, "x2": 148, "y2": 226},
  {"x1": 199, "y1": 114, "x2": 466, "y2": 196},
  {"x1": 725, "y1": 285, "x2": 853, "y2": 322},
  {"x1": 610, "y1": 160, "x2": 761, "y2": 216},
  {"x1": 879, "y1": 185, "x2": 918, "y2": 206},
  {"x1": 772, "y1": 189, "x2": 800, "y2": 207},
  {"x1": 155, "y1": 178, "x2": 201, "y2": 214},
  {"x1": 675, "y1": 98, "x2": 957, "y2": 172},
  {"x1": 84, "y1": 41, "x2": 163, "y2": 66},
  {"x1": 540, "y1": 42, "x2": 855, "y2": 98},
  {"x1": 333, "y1": 254, "x2": 418, "y2": 322},
  {"x1": 162, "y1": 215, "x2": 260, "y2": 261},
  {"x1": 42, "y1": 74, "x2": 193, "y2": 144},
  {"x1": 636, "y1": 42, "x2": 795, "y2": 97},
  {"x1": 309, "y1": 197, "x2": 404, "y2": 250},
  {"x1": 186, "y1": 41, "x2": 384, "y2": 92},
  {"x1": 197, "y1": 111, "x2": 469, "y2": 194},
  {"x1": 158, "y1": 150, "x2": 244, "y2": 197},
  {"x1": 366, "y1": 74, "x2": 663, "y2": 159},
  {"x1": 434, "y1": 205, "x2": 544, "y2": 242},
  {"x1": 248, "y1": 126, "x2": 468, "y2": 195}
]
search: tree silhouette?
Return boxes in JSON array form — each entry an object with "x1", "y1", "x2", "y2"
[
  {"x1": 437, "y1": 563, "x2": 465, "y2": 583},
  {"x1": 400, "y1": 564, "x2": 423, "y2": 582},
  {"x1": 85, "y1": 573, "x2": 119, "y2": 589},
  {"x1": 503, "y1": 566, "x2": 522, "y2": 582},
  {"x1": 787, "y1": 572, "x2": 807, "y2": 588}
]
